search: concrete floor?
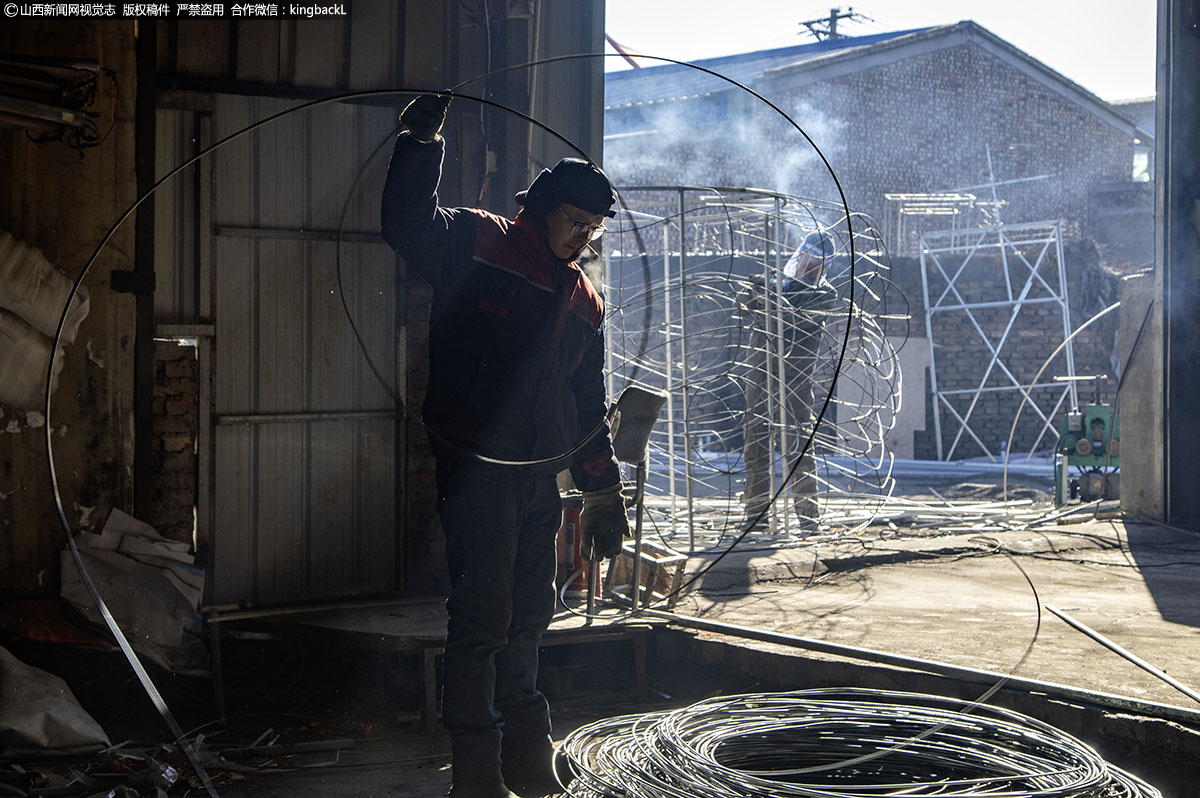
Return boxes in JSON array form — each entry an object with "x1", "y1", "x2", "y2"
[
  {"x1": 193, "y1": 510, "x2": 1200, "y2": 796},
  {"x1": 16, "y1": 496, "x2": 1200, "y2": 797},
  {"x1": 676, "y1": 513, "x2": 1200, "y2": 709}
]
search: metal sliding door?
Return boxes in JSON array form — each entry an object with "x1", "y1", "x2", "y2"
[{"x1": 208, "y1": 95, "x2": 401, "y2": 606}]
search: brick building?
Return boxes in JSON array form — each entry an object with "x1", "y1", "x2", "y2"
[
  {"x1": 603, "y1": 22, "x2": 1144, "y2": 460},
  {"x1": 605, "y1": 22, "x2": 1146, "y2": 255}
]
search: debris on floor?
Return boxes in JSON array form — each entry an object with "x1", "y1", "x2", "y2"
[
  {"x1": 0, "y1": 644, "x2": 109, "y2": 756},
  {"x1": 59, "y1": 509, "x2": 207, "y2": 674}
]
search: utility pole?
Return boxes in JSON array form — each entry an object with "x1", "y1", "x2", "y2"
[{"x1": 800, "y1": 7, "x2": 869, "y2": 41}]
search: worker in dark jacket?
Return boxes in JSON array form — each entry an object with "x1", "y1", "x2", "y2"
[{"x1": 381, "y1": 93, "x2": 630, "y2": 798}]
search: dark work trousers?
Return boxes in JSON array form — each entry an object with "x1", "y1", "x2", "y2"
[{"x1": 435, "y1": 449, "x2": 563, "y2": 783}]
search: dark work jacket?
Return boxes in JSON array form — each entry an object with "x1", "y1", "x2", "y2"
[{"x1": 380, "y1": 133, "x2": 621, "y2": 492}]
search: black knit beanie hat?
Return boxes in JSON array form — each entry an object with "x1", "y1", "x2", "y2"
[{"x1": 515, "y1": 158, "x2": 617, "y2": 219}]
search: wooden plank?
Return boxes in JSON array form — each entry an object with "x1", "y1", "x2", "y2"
[{"x1": 196, "y1": 113, "x2": 215, "y2": 561}]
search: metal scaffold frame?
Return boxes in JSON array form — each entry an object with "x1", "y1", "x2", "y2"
[
  {"x1": 601, "y1": 187, "x2": 903, "y2": 550},
  {"x1": 920, "y1": 219, "x2": 1078, "y2": 462}
]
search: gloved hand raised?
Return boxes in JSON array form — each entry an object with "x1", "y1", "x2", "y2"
[
  {"x1": 579, "y1": 484, "x2": 631, "y2": 562},
  {"x1": 400, "y1": 91, "x2": 451, "y2": 142}
]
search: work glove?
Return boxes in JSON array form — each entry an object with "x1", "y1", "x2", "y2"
[
  {"x1": 579, "y1": 484, "x2": 631, "y2": 562},
  {"x1": 399, "y1": 91, "x2": 451, "y2": 142}
]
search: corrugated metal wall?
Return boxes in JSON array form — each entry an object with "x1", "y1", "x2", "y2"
[
  {"x1": 206, "y1": 96, "x2": 399, "y2": 605},
  {"x1": 149, "y1": 1, "x2": 606, "y2": 607},
  {"x1": 155, "y1": 94, "x2": 401, "y2": 606}
]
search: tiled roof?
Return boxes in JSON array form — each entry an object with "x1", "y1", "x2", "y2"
[
  {"x1": 604, "y1": 21, "x2": 1139, "y2": 137},
  {"x1": 604, "y1": 27, "x2": 930, "y2": 108}
]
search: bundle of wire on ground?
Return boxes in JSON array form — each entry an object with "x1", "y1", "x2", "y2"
[{"x1": 557, "y1": 688, "x2": 1160, "y2": 797}]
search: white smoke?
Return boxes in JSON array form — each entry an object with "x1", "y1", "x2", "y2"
[{"x1": 603, "y1": 93, "x2": 845, "y2": 200}]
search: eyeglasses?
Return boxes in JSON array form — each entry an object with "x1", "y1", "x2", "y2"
[{"x1": 556, "y1": 206, "x2": 607, "y2": 241}]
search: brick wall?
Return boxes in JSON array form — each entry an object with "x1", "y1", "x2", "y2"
[
  {"x1": 891, "y1": 242, "x2": 1120, "y2": 460},
  {"x1": 152, "y1": 340, "x2": 197, "y2": 544},
  {"x1": 605, "y1": 41, "x2": 1134, "y2": 246}
]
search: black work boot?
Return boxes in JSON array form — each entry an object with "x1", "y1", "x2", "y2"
[
  {"x1": 501, "y1": 735, "x2": 566, "y2": 797},
  {"x1": 450, "y1": 731, "x2": 516, "y2": 798}
]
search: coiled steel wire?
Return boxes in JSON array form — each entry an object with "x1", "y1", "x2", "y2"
[{"x1": 557, "y1": 688, "x2": 1161, "y2": 797}]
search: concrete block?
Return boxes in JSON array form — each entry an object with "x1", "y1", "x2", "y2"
[{"x1": 1118, "y1": 272, "x2": 1163, "y2": 519}]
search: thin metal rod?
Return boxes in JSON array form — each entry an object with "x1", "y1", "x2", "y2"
[
  {"x1": 661, "y1": 222, "x2": 678, "y2": 522},
  {"x1": 586, "y1": 561, "x2": 598, "y2": 622},
  {"x1": 763, "y1": 213, "x2": 778, "y2": 535},
  {"x1": 631, "y1": 459, "x2": 647, "y2": 608},
  {"x1": 922, "y1": 238, "x2": 1059, "y2": 255},
  {"x1": 929, "y1": 296, "x2": 1067, "y2": 313},
  {"x1": 984, "y1": 145, "x2": 1014, "y2": 302},
  {"x1": 929, "y1": 229, "x2": 989, "y2": 309},
  {"x1": 921, "y1": 218, "x2": 1071, "y2": 239},
  {"x1": 940, "y1": 382, "x2": 1073, "y2": 396},
  {"x1": 216, "y1": 410, "x2": 396, "y2": 424},
  {"x1": 919, "y1": 236, "x2": 944, "y2": 459},
  {"x1": 1054, "y1": 222, "x2": 1079, "y2": 408},
  {"x1": 945, "y1": 173, "x2": 1054, "y2": 193},
  {"x1": 772, "y1": 199, "x2": 789, "y2": 532},
  {"x1": 937, "y1": 394, "x2": 997, "y2": 462},
  {"x1": 924, "y1": 221, "x2": 1068, "y2": 461},
  {"x1": 944, "y1": 259, "x2": 1042, "y2": 460},
  {"x1": 604, "y1": 245, "x2": 614, "y2": 406},
  {"x1": 678, "y1": 190, "x2": 696, "y2": 549},
  {"x1": 1045, "y1": 604, "x2": 1200, "y2": 706},
  {"x1": 213, "y1": 224, "x2": 383, "y2": 243}
]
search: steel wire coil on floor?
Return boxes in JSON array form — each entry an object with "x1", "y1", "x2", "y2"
[{"x1": 556, "y1": 688, "x2": 1161, "y2": 797}]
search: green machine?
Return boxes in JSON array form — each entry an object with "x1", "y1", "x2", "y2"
[{"x1": 1053, "y1": 375, "x2": 1120, "y2": 506}]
